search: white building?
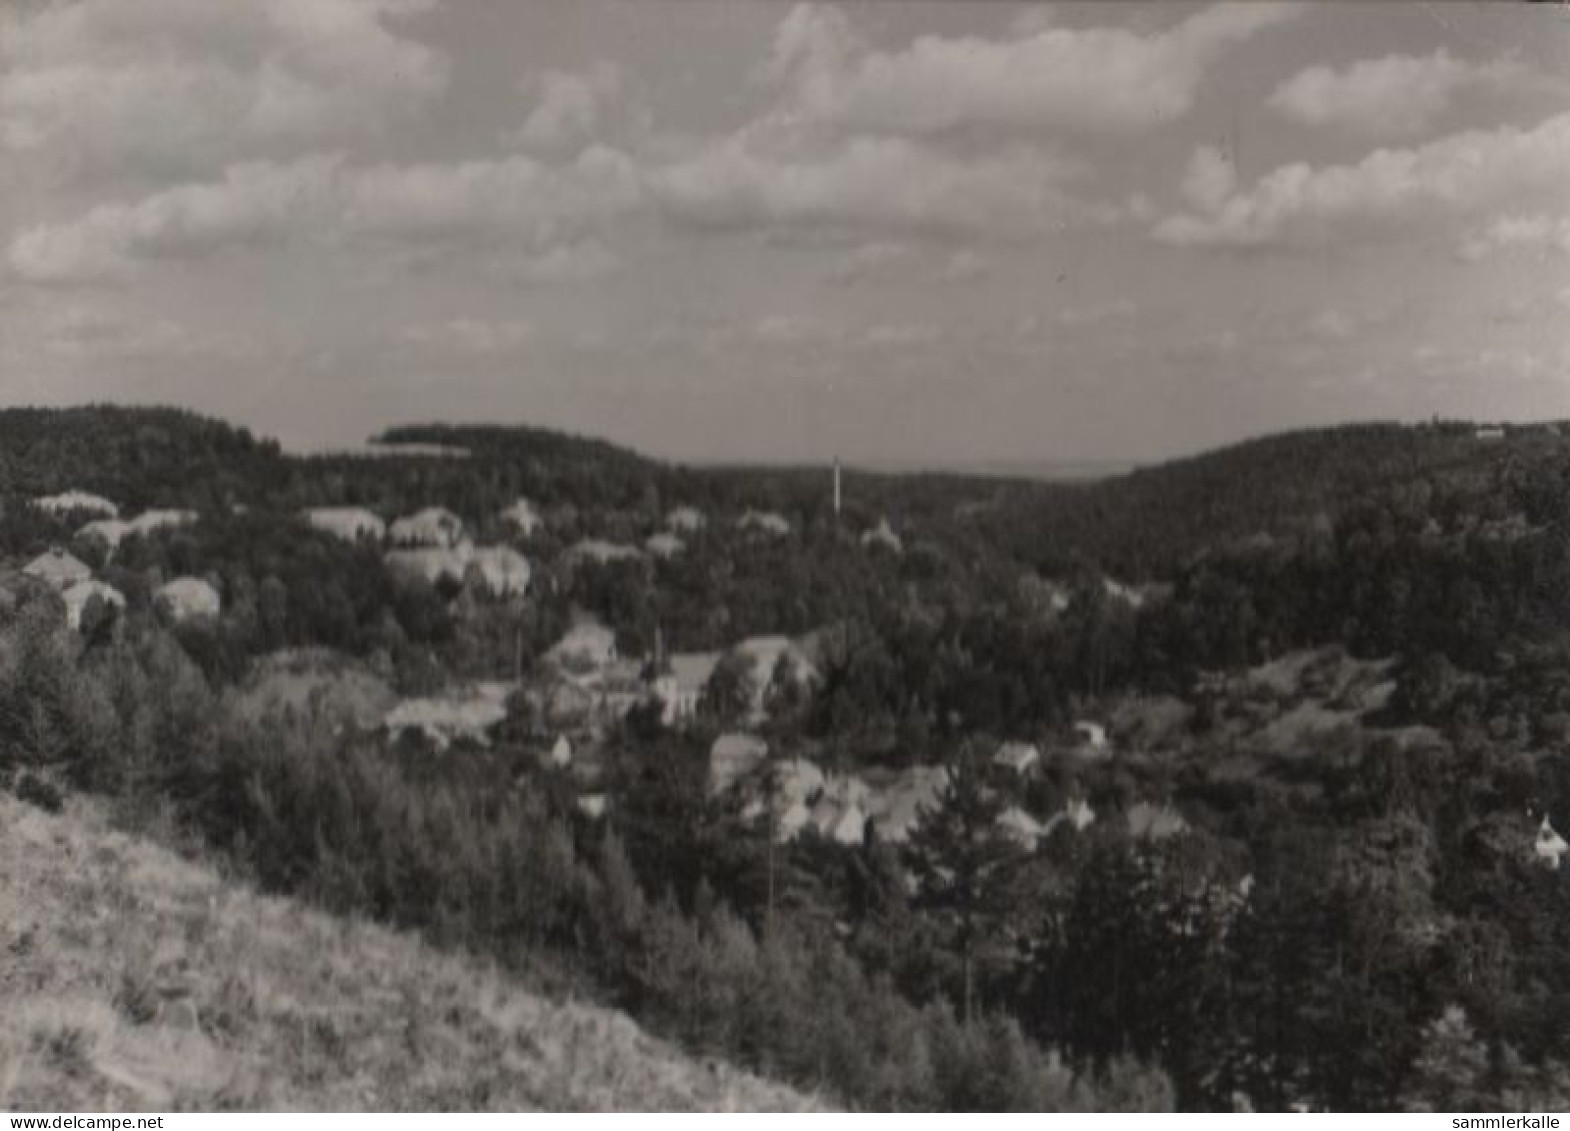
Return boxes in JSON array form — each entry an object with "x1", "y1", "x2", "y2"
[
  {"x1": 62, "y1": 580, "x2": 125, "y2": 631},
  {"x1": 468, "y1": 546, "x2": 532, "y2": 598},
  {"x1": 34, "y1": 491, "x2": 118, "y2": 519},
  {"x1": 156, "y1": 577, "x2": 222, "y2": 623},
  {"x1": 737, "y1": 509, "x2": 791, "y2": 537},
  {"x1": 1536, "y1": 815, "x2": 1569, "y2": 871},
  {"x1": 500, "y1": 498, "x2": 543, "y2": 537},
  {"x1": 303, "y1": 507, "x2": 385, "y2": 544},
  {"x1": 389, "y1": 507, "x2": 466, "y2": 549},
  {"x1": 666, "y1": 506, "x2": 706, "y2": 533},
  {"x1": 23, "y1": 548, "x2": 93, "y2": 590}
]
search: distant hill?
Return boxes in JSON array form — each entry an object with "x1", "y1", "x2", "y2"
[
  {"x1": 981, "y1": 421, "x2": 1562, "y2": 579},
  {"x1": 0, "y1": 791, "x2": 823, "y2": 1112}
]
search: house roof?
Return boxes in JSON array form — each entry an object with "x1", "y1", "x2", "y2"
[
  {"x1": 501, "y1": 499, "x2": 542, "y2": 532},
  {"x1": 860, "y1": 518, "x2": 903, "y2": 554},
  {"x1": 645, "y1": 532, "x2": 685, "y2": 558},
  {"x1": 389, "y1": 507, "x2": 465, "y2": 547},
  {"x1": 34, "y1": 491, "x2": 118, "y2": 518},
  {"x1": 24, "y1": 548, "x2": 92, "y2": 588},
  {"x1": 61, "y1": 580, "x2": 124, "y2": 629},
  {"x1": 666, "y1": 506, "x2": 705, "y2": 532},
  {"x1": 469, "y1": 545, "x2": 531, "y2": 597},
  {"x1": 994, "y1": 741, "x2": 1041, "y2": 773},
  {"x1": 737, "y1": 509, "x2": 791, "y2": 535},
  {"x1": 156, "y1": 576, "x2": 221, "y2": 620},
  {"x1": 129, "y1": 509, "x2": 198, "y2": 535},
  {"x1": 709, "y1": 732, "x2": 768, "y2": 794},
  {"x1": 1126, "y1": 801, "x2": 1187, "y2": 841},
  {"x1": 385, "y1": 546, "x2": 471, "y2": 586},
  {"x1": 668, "y1": 651, "x2": 721, "y2": 696},
  {"x1": 303, "y1": 507, "x2": 385, "y2": 541},
  {"x1": 76, "y1": 519, "x2": 132, "y2": 550},
  {"x1": 566, "y1": 539, "x2": 643, "y2": 564}
]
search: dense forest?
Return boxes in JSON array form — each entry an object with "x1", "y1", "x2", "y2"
[{"x1": 4, "y1": 405, "x2": 1569, "y2": 1111}]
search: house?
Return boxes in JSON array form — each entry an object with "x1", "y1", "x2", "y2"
[
  {"x1": 61, "y1": 580, "x2": 125, "y2": 630},
  {"x1": 1073, "y1": 720, "x2": 1108, "y2": 749},
  {"x1": 389, "y1": 507, "x2": 465, "y2": 549},
  {"x1": 1536, "y1": 815, "x2": 1569, "y2": 871},
  {"x1": 76, "y1": 519, "x2": 132, "y2": 554},
  {"x1": 1476, "y1": 426, "x2": 1506, "y2": 442},
  {"x1": 653, "y1": 651, "x2": 720, "y2": 725},
  {"x1": 994, "y1": 741, "x2": 1041, "y2": 776},
  {"x1": 546, "y1": 617, "x2": 619, "y2": 671},
  {"x1": 385, "y1": 546, "x2": 472, "y2": 588},
  {"x1": 645, "y1": 532, "x2": 685, "y2": 559},
  {"x1": 666, "y1": 506, "x2": 705, "y2": 533},
  {"x1": 1126, "y1": 801, "x2": 1188, "y2": 841},
  {"x1": 860, "y1": 517, "x2": 903, "y2": 555},
  {"x1": 383, "y1": 683, "x2": 511, "y2": 750},
  {"x1": 500, "y1": 498, "x2": 543, "y2": 537},
  {"x1": 547, "y1": 734, "x2": 573, "y2": 768},
  {"x1": 1102, "y1": 577, "x2": 1145, "y2": 609},
  {"x1": 303, "y1": 507, "x2": 385, "y2": 544},
  {"x1": 737, "y1": 509, "x2": 791, "y2": 537},
  {"x1": 156, "y1": 576, "x2": 222, "y2": 622},
  {"x1": 23, "y1": 548, "x2": 93, "y2": 590},
  {"x1": 709, "y1": 732, "x2": 768, "y2": 795},
  {"x1": 808, "y1": 775, "x2": 871, "y2": 845},
  {"x1": 734, "y1": 635, "x2": 819, "y2": 704},
  {"x1": 997, "y1": 806, "x2": 1046, "y2": 850},
  {"x1": 862, "y1": 764, "x2": 948, "y2": 844},
  {"x1": 130, "y1": 509, "x2": 198, "y2": 536},
  {"x1": 576, "y1": 794, "x2": 608, "y2": 820},
  {"x1": 565, "y1": 539, "x2": 643, "y2": 565},
  {"x1": 34, "y1": 491, "x2": 117, "y2": 519},
  {"x1": 468, "y1": 545, "x2": 531, "y2": 598},
  {"x1": 772, "y1": 758, "x2": 826, "y2": 840},
  {"x1": 1042, "y1": 798, "x2": 1096, "y2": 836}
]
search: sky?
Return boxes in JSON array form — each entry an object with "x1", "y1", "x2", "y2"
[{"x1": 2, "y1": 1, "x2": 1569, "y2": 466}]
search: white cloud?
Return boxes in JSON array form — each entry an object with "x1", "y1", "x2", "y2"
[
  {"x1": 8, "y1": 148, "x2": 643, "y2": 283},
  {"x1": 1457, "y1": 213, "x2": 1570, "y2": 261},
  {"x1": 0, "y1": 0, "x2": 447, "y2": 172},
  {"x1": 405, "y1": 317, "x2": 535, "y2": 357},
  {"x1": 650, "y1": 133, "x2": 1086, "y2": 236},
  {"x1": 516, "y1": 63, "x2": 625, "y2": 152},
  {"x1": 1268, "y1": 49, "x2": 1547, "y2": 138},
  {"x1": 1154, "y1": 111, "x2": 1570, "y2": 249},
  {"x1": 763, "y1": 2, "x2": 1303, "y2": 137},
  {"x1": 1311, "y1": 309, "x2": 1356, "y2": 340},
  {"x1": 1180, "y1": 145, "x2": 1236, "y2": 214}
]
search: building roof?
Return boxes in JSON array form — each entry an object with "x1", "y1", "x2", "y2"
[
  {"x1": 61, "y1": 580, "x2": 125, "y2": 630},
  {"x1": 303, "y1": 507, "x2": 385, "y2": 542},
  {"x1": 666, "y1": 505, "x2": 706, "y2": 532},
  {"x1": 737, "y1": 509, "x2": 791, "y2": 536},
  {"x1": 645, "y1": 532, "x2": 685, "y2": 559},
  {"x1": 389, "y1": 507, "x2": 465, "y2": 548},
  {"x1": 860, "y1": 517, "x2": 903, "y2": 554},
  {"x1": 1537, "y1": 815, "x2": 1569, "y2": 871},
  {"x1": 668, "y1": 651, "x2": 721, "y2": 697},
  {"x1": 1126, "y1": 801, "x2": 1188, "y2": 841},
  {"x1": 501, "y1": 498, "x2": 543, "y2": 534},
  {"x1": 383, "y1": 686, "x2": 511, "y2": 750},
  {"x1": 76, "y1": 519, "x2": 132, "y2": 551},
  {"x1": 566, "y1": 538, "x2": 643, "y2": 565},
  {"x1": 469, "y1": 545, "x2": 531, "y2": 597},
  {"x1": 385, "y1": 546, "x2": 472, "y2": 587},
  {"x1": 129, "y1": 509, "x2": 199, "y2": 535},
  {"x1": 709, "y1": 732, "x2": 768, "y2": 795},
  {"x1": 34, "y1": 491, "x2": 118, "y2": 519},
  {"x1": 994, "y1": 741, "x2": 1041, "y2": 774},
  {"x1": 23, "y1": 548, "x2": 92, "y2": 589},
  {"x1": 156, "y1": 576, "x2": 222, "y2": 621},
  {"x1": 546, "y1": 618, "x2": 619, "y2": 669}
]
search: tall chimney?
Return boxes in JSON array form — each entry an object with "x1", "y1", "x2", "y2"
[{"x1": 833, "y1": 458, "x2": 842, "y2": 518}]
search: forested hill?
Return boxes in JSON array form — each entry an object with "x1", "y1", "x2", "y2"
[
  {"x1": 985, "y1": 420, "x2": 1562, "y2": 579},
  {"x1": 0, "y1": 405, "x2": 282, "y2": 511},
  {"x1": 3, "y1": 406, "x2": 1562, "y2": 587}
]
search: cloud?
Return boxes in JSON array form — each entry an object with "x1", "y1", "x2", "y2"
[
  {"x1": 1268, "y1": 49, "x2": 1548, "y2": 138},
  {"x1": 1457, "y1": 213, "x2": 1570, "y2": 261},
  {"x1": 8, "y1": 148, "x2": 643, "y2": 283},
  {"x1": 516, "y1": 63, "x2": 626, "y2": 152},
  {"x1": 404, "y1": 316, "x2": 535, "y2": 357},
  {"x1": 1154, "y1": 112, "x2": 1570, "y2": 249},
  {"x1": 649, "y1": 133, "x2": 1087, "y2": 236},
  {"x1": 762, "y1": 2, "x2": 1303, "y2": 137},
  {"x1": 1180, "y1": 145, "x2": 1236, "y2": 213},
  {"x1": 1310, "y1": 308, "x2": 1356, "y2": 340},
  {"x1": 0, "y1": 0, "x2": 447, "y2": 173}
]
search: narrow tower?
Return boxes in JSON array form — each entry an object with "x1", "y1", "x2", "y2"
[{"x1": 833, "y1": 458, "x2": 842, "y2": 518}]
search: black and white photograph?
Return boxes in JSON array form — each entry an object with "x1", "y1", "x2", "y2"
[{"x1": 2, "y1": 0, "x2": 1570, "y2": 1115}]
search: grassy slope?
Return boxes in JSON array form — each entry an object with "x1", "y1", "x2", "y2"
[{"x1": 0, "y1": 793, "x2": 824, "y2": 1112}]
